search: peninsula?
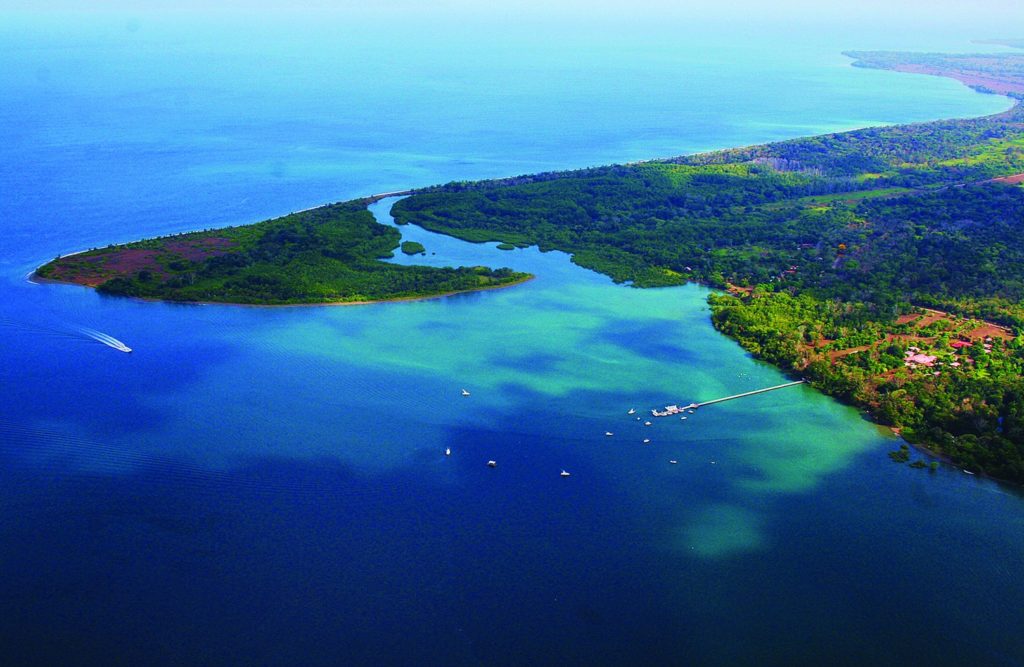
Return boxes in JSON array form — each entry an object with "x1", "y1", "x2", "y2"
[
  {"x1": 35, "y1": 200, "x2": 529, "y2": 305},
  {"x1": 36, "y1": 46, "x2": 1024, "y2": 481}
]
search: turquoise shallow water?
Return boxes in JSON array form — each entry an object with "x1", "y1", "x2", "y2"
[{"x1": 1, "y1": 12, "x2": 1023, "y2": 666}]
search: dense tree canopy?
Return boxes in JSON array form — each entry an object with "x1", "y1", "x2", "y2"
[
  {"x1": 37, "y1": 202, "x2": 528, "y2": 305},
  {"x1": 393, "y1": 103, "x2": 1024, "y2": 482}
]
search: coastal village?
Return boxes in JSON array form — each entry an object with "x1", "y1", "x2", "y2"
[{"x1": 826, "y1": 307, "x2": 1015, "y2": 377}]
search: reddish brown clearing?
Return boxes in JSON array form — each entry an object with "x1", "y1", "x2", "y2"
[
  {"x1": 990, "y1": 173, "x2": 1024, "y2": 185},
  {"x1": 726, "y1": 283, "x2": 754, "y2": 296},
  {"x1": 889, "y1": 64, "x2": 1024, "y2": 96},
  {"x1": 47, "y1": 248, "x2": 164, "y2": 287},
  {"x1": 826, "y1": 334, "x2": 936, "y2": 361},
  {"x1": 163, "y1": 237, "x2": 237, "y2": 261},
  {"x1": 895, "y1": 309, "x2": 946, "y2": 329},
  {"x1": 966, "y1": 322, "x2": 1014, "y2": 342},
  {"x1": 44, "y1": 236, "x2": 237, "y2": 287}
]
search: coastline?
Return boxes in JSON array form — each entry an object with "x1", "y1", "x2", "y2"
[
  {"x1": 29, "y1": 187, "x2": 419, "y2": 289},
  {"x1": 716, "y1": 306, "x2": 1023, "y2": 488},
  {"x1": 853, "y1": 61, "x2": 1024, "y2": 98},
  {"x1": 30, "y1": 192, "x2": 533, "y2": 307},
  {"x1": 33, "y1": 52, "x2": 1020, "y2": 308},
  {"x1": 27, "y1": 50, "x2": 1024, "y2": 486},
  {"x1": 166, "y1": 272, "x2": 536, "y2": 309},
  {"x1": 30, "y1": 263, "x2": 535, "y2": 309}
]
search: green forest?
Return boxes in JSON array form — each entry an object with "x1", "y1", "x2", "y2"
[
  {"x1": 392, "y1": 90, "x2": 1024, "y2": 482},
  {"x1": 36, "y1": 202, "x2": 528, "y2": 305}
]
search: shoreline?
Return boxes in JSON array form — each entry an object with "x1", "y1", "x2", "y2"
[
  {"x1": 31, "y1": 55, "x2": 1018, "y2": 307},
  {"x1": 168, "y1": 272, "x2": 536, "y2": 309},
  {"x1": 30, "y1": 265, "x2": 535, "y2": 309},
  {"x1": 26, "y1": 50, "x2": 1024, "y2": 484},
  {"x1": 860, "y1": 63, "x2": 1024, "y2": 99}
]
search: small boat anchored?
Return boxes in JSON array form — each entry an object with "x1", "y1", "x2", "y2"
[
  {"x1": 669, "y1": 460, "x2": 678, "y2": 465},
  {"x1": 560, "y1": 470, "x2": 571, "y2": 478},
  {"x1": 643, "y1": 439, "x2": 651, "y2": 444},
  {"x1": 461, "y1": 389, "x2": 471, "y2": 397},
  {"x1": 627, "y1": 408, "x2": 636, "y2": 415},
  {"x1": 445, "y1": 447, "x2": 451, "y2": 456},
  {"x1": 487, "y1": 460, "x2": 497, "y2": 468},
  {"x1": 605, "y1": 431, "x2": 614, "y2": 437}
]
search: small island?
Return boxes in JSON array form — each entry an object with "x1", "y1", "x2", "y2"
[{"x1": 400, "y1": 240, "x2": 426, "y2": 255}]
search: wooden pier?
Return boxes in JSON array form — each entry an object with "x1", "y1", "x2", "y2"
[{"x1": 652, "y1": 380, "x2": 806, "y2": 416}]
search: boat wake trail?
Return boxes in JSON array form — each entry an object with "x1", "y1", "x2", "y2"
[
  {"x1": 0, "y1": 318, "x2": 132, "y2": 353},
  {"x1": 78, "y1": 327, "x2": 133, "y2": 353}
]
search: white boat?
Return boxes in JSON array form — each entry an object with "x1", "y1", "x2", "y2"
[
  {"x1": 80, "y1": 327, "x2": 132, "y2": 353},
  {"x1": 461, "y1": 389, "x2": 471, "y2": 397},
  {"x1": 560, "y1": 470, "x2": 571, "y2": 477},
  {"x1": 627, "y1": 408, "x2": 636, "y2": 415},
  {"x1": 963, "y1": 469, "x2": 975, "y2": 475},
  {"x1": 445, "y1": 447, "x2": 451, "y2": 456},
  {"x1": 680, "y1": 416, "x2": 687, "y2": 421},
  {"x1": 643, "y1": 439, "x2": 651, "y2": 444},
  {"x1": 669, "y1": 460, "x2": 678, "y2": 465},
  {"x1": 605, "y1": 431, "x2": 614, "y2": 437},
  {"x1": 644, "y1": 421, "x2": 652, "y2": 426},
  {"x1": 688, "y1": 409, "x2": 695, "y2": 414},
  {"x1": 487, "y1": 460, "x2": 497, "y2": 468}
]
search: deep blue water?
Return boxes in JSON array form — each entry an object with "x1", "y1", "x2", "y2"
[{"x1": 2, "y1": 12, "x2": 1023, "y2": 666}]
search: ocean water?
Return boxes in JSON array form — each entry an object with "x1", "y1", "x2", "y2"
[{"x1": 1, "y1": 12, "x2": 1022, "y2": 666}]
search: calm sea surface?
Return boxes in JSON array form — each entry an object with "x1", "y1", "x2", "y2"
[{"x1": 1, "y1": 13, "x2": 1022, "y2": 666}]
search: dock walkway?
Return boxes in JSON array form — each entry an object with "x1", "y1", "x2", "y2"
[{"x1": 652, "y1": 380, "x2": 806, "y2": 417}]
